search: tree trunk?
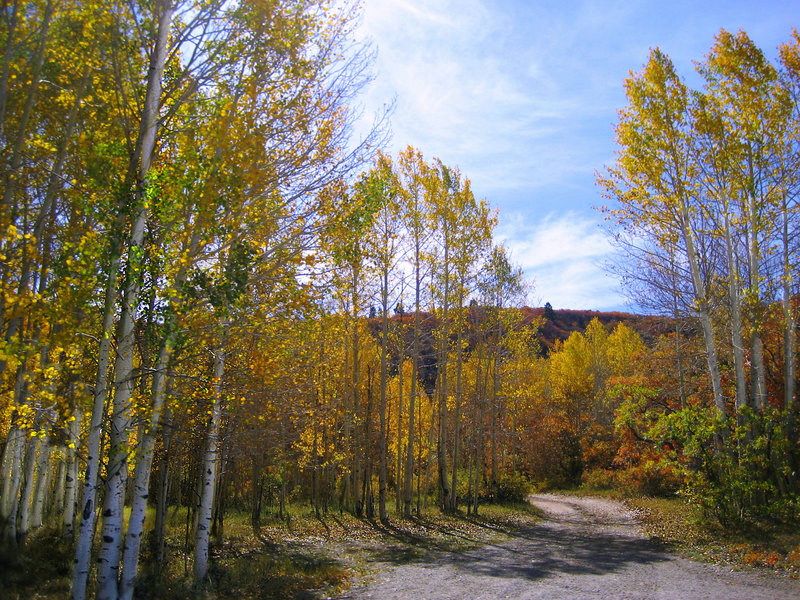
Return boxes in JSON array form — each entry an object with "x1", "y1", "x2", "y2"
[
  {"x1": 63, "y1": 407, "x2": 82, "y2": 537},
  {"x1": 16, "y1": 430, "x2": 40, "y2": 546},
  {"x1": 350, "y1": 268, "x2": 362, "y2": 515},
  {"x1": 53, "y1": 454, "x2": 66, "y2": 518},
  {"x1": 0, "y1": 0, "x2": 53, "y2": 217},
  {"x1": 2, "y1": 361, "x2": 30, "y2": 543},
  {"x1": 194, "y1": 318, "x2": 229, "y2": 582},
  {"x1": 395, "y1": 351, "x2": 404, "y2": 514},
  {"x1": 0, "y1": 426, "x2": 22, "y2": 525},
  {"x1": 0, "y1": 0, "x2": 21, "y2": 143},
  {"x1": 679, "y1": 204, "x2": 726, "y2": 419},
  {"x1": 118, "y1": 344, "x2": 178, "y2": 600},
  {"x1": 378, "y1": 269, "x2": 389, "y2": 522},
  {"x1": 490, "y1": 352, "x2": 499, "y2": 487},
  {"x1": 72, "y1": 251, "x2": 119, "y2": 600},
  {"x1": 722, "y1": 207, "x2": 748, "y2": 418},
  {"x1": 436, "y1": 229, "x2": 451, "y2": 511},
  {"x1": 30, "y1": 436, "x2": 51, "y2": 530},
  {"x1": 94, "y1": 4, "x2": 174, "y2": 597},
  {"x1": 449, "y1": 316, "x2": 464, "y2": 512},
  {"x1": 363, "y1": 367, "x2": 375, "y2": 518},
  {"x1": 153, "y1": 406, "x2": 174, "y2": 566},
  {"x1": 404, "y1": 310, "x2": 418, "y2": 516},
  {"x1": 119, "y1": 220, "x2": 197, "y2": 599},
  {"x1": 2, "y1": 432, "x2": 24, "y2": 546}
]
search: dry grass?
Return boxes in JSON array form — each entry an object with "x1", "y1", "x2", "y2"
[
  {"x1": 0, "y1": 500, "x2": 542, "y2": 599},
  {"x1": 625, "y1": 496, "x2": 800, "y2": 577}
]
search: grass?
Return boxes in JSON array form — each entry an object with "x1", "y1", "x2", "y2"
[
  {"x1": 624, "y1": 495, "x2": 800, "y2": 576},
  {"x1": 0, "y1": 527, "x2": 74, "y2": 599},
  {"x1": 0, "y1": 499, "x2": 541, "y2": 600},
  {"x1": 567, "y1": 472, "x2": 800, "y2": 577}
]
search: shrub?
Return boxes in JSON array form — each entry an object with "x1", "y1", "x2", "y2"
[
  {"x1": 581, "y1": 468, "x2": 618, "y2": 490},
  {"x1": 488, "y1": 472, "x2": 532, "y2": 503},
  {"x1": 650, "y1": 405, "x2": 800, "y2": 525}
]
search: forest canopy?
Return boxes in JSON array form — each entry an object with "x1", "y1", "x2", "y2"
[{"x1": 0, "y1": 3, "x2": 799, "y2": 598}]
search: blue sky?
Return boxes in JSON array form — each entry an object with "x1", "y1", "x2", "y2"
[{"x1": 355, "y1": 0, "x2": 798, "y2": 311}]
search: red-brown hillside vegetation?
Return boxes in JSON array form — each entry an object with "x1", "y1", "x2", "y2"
[
  {"x1": 369, "y1": 306, "x2": 673, "y2": 360},
  {"x1": 522, "y1": 307, "x2": 674, "y2": 354}
]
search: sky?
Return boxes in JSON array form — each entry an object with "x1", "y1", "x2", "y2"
[{"x1": 354, "y1": 0, "x2": 798, "y2": 312}]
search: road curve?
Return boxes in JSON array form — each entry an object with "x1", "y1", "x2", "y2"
[{"x1": 343, "y1": 493, "x2": 800, "y2": 600}]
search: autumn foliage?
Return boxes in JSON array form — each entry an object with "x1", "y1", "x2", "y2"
[{"x1": 1, "y1": 6, "x2": 800, "y2": 598}]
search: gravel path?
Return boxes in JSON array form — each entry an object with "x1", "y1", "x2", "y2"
[{"x1": 343, "y1": 494, "x2": 800, "y2": 599}]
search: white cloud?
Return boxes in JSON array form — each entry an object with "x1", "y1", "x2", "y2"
[
  {"x1": 496, "y1": 211, "x2": 625, "y2": 311},
  {"x1": 356, "y1": 0, "x2": 624, "y2": 205},
  {"x1": 352, "y1": 0, "x2": 796, "y2": 312}
]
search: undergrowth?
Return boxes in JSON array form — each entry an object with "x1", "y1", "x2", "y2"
[
  {"x1": 0, "y1": 500, "x2": 541, "y2": 600},
  {"x1": 625, "y1": 495, "x2": 800, "y2": 577}
]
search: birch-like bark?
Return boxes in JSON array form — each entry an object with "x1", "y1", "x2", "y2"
[
  {"x1": 721, "y1": 206, "x2": 748, "y2": 416},
  {"x1": 490, "y1": 349, "x2": 499, "y2": 486},
  {"x1": 153, "y1": 405, "x2": 174, "y2": 566},
  {"x1": 395, "y1": 345, "x2": 404, "y2": 514},
  {"x1": 378, "y1": 268, "x2": 389, "y2": 522},
  {"x1": 16, "y1": 432, "x2": 40, "y2": 545},
  {"x1": 118, "y1": 327, "x2": 180, "y2": 600},
  {"x1": 350, "y1": 268, "x2": 361, "y2": 514},
  {"x1": 94, "y1": 3, "x2": 174, "y2": 597},
  {"x1": 53, "y1": 454, "x2": 66, "y2": 517},
  {"x1": 194, "y1": 319, "x2": 230, "y2": 582},
  {"x1": 678, "y1": 201, "x2": 726, "y2": 417},
  {"x1": 746, "y1": 185, "x2": 768, "y2": 412},
  {"x1": 1, "y1": 356, "x2": 29, "y2": 541},
  {"x1": 119, "y1": 215, "x2": 198, "y2": 598},
  {"x1": 2, "y1": 358, "x2": 32, "y2": 545},
  {"x1": 2, "y1": 429, "x2": 24, "y2": 545},
  {"x1": 449, "y1": 305, "x2": 465, "y2": 512},
  {"x1": 30, "y1": 436, "x2": 51, "y2": 529},
  {"x1": 403, "y1": 249, "x2": 420, "y2": 517},
  {"x1": 436, "y1": 239, "x2": 451, "y2": 510},
  {"x1": 782, "y1": 194, "x2": 796, "y2": 413},
  {"x1": 72, "y1": 254, "x2": 119, "y2": 600},
  {"x1": 63, "y1": 407, "x2": 82, "y2": 537},
  {"x1": 0, "y1": 426, "x2": 22, "y2": 521}
]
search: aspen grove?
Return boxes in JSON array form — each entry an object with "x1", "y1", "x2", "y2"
[{"x1": 1, "y1": 3, "x2": 800, "y2": 598}]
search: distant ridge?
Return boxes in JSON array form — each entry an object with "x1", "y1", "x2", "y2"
[
  {"x1": 519, "y1": 307, "x2": 673, "y2": 355},
  {"x1": 371, "y1": 306, "x2": 674, "y2": 360}
]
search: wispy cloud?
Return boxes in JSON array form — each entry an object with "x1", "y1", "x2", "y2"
[
  {"x1": 354, "y1": 0, "x2": 796, "y2": 311},
  {"x1": 497, "y1": 211, "x2": 624, "y2": 311}
]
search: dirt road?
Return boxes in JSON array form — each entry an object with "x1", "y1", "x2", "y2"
[{"x1": 343, "y1": 494, "x2": 800, "y2": 599}]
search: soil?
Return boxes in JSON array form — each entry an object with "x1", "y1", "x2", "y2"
[{"x1": 338, "y1": 493, "x2": 800, "y2": 599}]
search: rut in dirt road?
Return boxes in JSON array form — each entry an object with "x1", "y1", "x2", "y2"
[{"x1": 344, "y1": 494, "x2": 800, "y2": 600}]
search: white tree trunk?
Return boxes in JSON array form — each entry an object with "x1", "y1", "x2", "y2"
[
  {"x1": 679, "y1": 203, "x2": 725, "y2": 417},
  {"x1": 1, "y1": 426, "x2": 24, "y2": 544},
  {"x1": 72, "y1": 262, "x2": 118, "y2": 600},
  {"x1": 53, "y1": 454, "x2": 66, "y2": 517},
  {"x1": 16, "y1": 432, "x2": 40, "y2": 545},
  {"x1": 194, "y1": 320, "x2": 229, "y2": 582},
  {"x1": 0, "y1": 426, "x2": 22, "y2": 520},
  {"x1": 722, "y1": 208, "x2": 748, "y2": 417},
  {"x1": 118, "y1": 340, "x2": 177, "y2": 600},
  {"x1": 94, "y1": 4, "x2": 174, "y2": 598},
  {"x1": 31, "y1": 436, "x2": 51, "y2": 529},
  {"x1": 63, "y1": 408, "x2": 82, "y2": 537}
]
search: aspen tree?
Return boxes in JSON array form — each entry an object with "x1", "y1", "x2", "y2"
[
  {"x1": 397, "y1": 147, "x2": 429, "y2": 517},
  {"x1": 599, "y1": 48, "x2": 727, "y2": 419}
]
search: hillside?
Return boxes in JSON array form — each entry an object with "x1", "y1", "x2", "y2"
[
  {"x1": 371, "y1": 306, "x2": 673, "y2": 363},
  {"x1": 520, "y1": 306, "x2": 674, "y2": 354}
]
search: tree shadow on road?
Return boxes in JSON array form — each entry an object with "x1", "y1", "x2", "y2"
[{"x1": 368, "y1": 520, "x2": 672, "y2": 581}]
